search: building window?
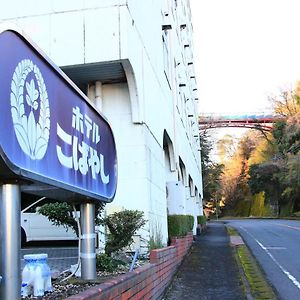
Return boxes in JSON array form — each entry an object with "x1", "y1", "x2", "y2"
[{"x1": 162, "y1": 31, "x2": 172, "y2": 89}]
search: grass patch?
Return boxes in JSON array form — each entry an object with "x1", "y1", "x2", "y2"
[
  {"x1": 236, "y1": 245, "x2": 278, "y2": 299},
  {"x1": 226, "y1": 226, "x2": 278, "y2": 299},
  {"x1": 226, "y1": 226, "x2": 239, "y2": 236}
]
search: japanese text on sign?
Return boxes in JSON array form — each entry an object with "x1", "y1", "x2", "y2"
[{"x1": 56, "y1": 106, "x2": 109, "y2": 184}]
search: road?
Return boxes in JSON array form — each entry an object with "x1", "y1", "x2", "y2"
[{"x1": 225, "y1": 219, "x2": 300, "y2": 300}]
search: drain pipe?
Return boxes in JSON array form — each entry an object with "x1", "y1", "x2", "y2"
[{"x1": 94, "y1": 81, "x2": 103, "y2": 111}]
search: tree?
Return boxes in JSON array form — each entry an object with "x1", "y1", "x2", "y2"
[
  {"x1": 200, "y1": 132, "x2": 224, "y2": 203},
  {"x1": 248, "y1": 162, "x2": 282, "y2": 216},
  {"x1": 280, "y1": 157, "x2": 300, "y2": 211},
  {"x1": 220, "y1": 131, "x2": 261, "y2": 213},
  {"x1": 217, "y1": 134, "x2": 237, "y2": 163},
  {"x1": 269, "y1": 86, "x2": 300, "y2": 117},
  {"x1": 203, "y1": 163, "x2": 224, "y2": 202}
]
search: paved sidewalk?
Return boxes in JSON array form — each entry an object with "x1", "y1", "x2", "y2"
[{"x1": 164, "y1": 222, "x2": 246, "y2": 300}]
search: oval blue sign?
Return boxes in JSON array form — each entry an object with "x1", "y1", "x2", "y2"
[{"x1": 0, "y1": 28, "x2": 117, "y2": 202}]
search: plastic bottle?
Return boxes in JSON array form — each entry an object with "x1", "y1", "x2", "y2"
[
  {"x1": 21, "y1": 253, "x2": 52, "y2": 297},
  {"x1": 33, "y1": 254, "x2": 52, "y2": 296},
  {"x1": 21, "y1": 255, "x2": 36, "y2": 298}
]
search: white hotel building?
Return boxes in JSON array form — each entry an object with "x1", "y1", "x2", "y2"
[{"x1": 1, "y1": 0, "x2": 203, "y2": 246}]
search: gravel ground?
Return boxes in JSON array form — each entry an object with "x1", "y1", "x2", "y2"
[
  {"x1": 23, "y1": 259, "x2": 148, "y2": 299},
  {"x1": 41, "y1": 271, "x2": 126, "y2": 300}
]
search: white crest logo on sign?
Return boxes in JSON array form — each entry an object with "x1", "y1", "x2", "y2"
[{"x1": 10, "y1": 59, "x2": 50, "y2": 160}]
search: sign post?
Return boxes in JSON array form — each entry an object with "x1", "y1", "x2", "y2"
[
  {"x1": 80, "y1": 203, "x2": 96, "y2": 279},
  {"x1": 0, "y1": 184, "x2": 21, "y2": 300},
  {"x1": 0, "y1": 26, "x2": 117, "y2": 298}
]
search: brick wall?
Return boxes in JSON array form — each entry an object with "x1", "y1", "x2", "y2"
[{"x1": 65, "y1": 234, "x2": 193, "y2": 300}]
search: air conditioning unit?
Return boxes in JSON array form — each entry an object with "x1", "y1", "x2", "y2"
[{"x1": 166, "y1": 181, "x2": 185, "y2": 214}]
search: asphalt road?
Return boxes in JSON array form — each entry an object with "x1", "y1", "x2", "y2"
[{"x1": 225, "y1": 219, "x2": 300, "y2": 300}]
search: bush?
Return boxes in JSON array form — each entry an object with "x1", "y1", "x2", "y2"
[
  {"x1": 197, "y1": 215, "x2": 207, "y2": 225},
  {"x1": 101, "y1": 210, "x2": 146, "y2": 256},
  {"x1": 96, "y1": 253, "x2": 123, "y2": 272},
  {"x1": 187, "y1": 215, "x2": 194, "y2": 231},
  {"x1": 167, "y1": 215, "x2": 194, "y2": 238}
]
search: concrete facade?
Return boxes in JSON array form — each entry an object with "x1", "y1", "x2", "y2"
[{"x1": 1, "y1": 0, "x2": 203, "y2": 246}]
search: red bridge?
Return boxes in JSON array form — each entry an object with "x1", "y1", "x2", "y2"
[{"x1": 198, "y1": 113, "x2": 284, "y2": 131}]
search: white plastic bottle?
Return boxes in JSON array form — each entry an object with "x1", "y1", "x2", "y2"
[
  {"x1": 33, "y1": 262, "x2": 45, "y2": 297},
  {"x1": 21, "y1": 255, "x2": 36, "y2": 298},
  {"x1": 39, "y1": 254, "x2": 52, "y2": 293},
  {"x1": 21, "y1": 253, "x2": 52, "y2": 297}
]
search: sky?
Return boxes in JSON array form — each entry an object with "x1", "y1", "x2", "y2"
[{"x1": 190, "y1": 0, "x2": 300, "y2": 116}]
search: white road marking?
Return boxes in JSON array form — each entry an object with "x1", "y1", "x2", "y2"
[
  {"x1": 265, "y1": 247, "x2": 286, "y2": 250},
  {"x1": 240, "y1": 226, "x2": 300, "y2": 290},
  {"x1": 275, "y1": 223, "x2": 300, "y2": 231}
]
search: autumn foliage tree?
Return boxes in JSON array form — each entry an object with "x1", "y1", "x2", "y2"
[
  {"x1": 247, "y1": 82, "x2": 300, "y2": 216},
  {"x1": 219, "y1": 132, "x2": 262, "y2": 215}
]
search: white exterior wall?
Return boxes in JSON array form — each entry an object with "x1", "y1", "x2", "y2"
[{"x1": 1, "y1": 0, "x2": 203, "y2": 245}]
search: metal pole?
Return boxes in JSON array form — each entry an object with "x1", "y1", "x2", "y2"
[
  {"x1": 80, "y1": 202, "x2": 96, "y2": 280},
  {"x1": 0, "y1": 184, "x2": 21, "y2": 300}
]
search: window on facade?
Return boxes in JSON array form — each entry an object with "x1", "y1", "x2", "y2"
[
  {"x1": 162, "y1": 31, "x2": 172, "y2": 89},
  {"x1": 189, "y1": 176, "x2": 195, "y2": 197},
  {"x1": 179, "y1": 157, "x2": 187, "y2": 186},
  {"x1": 195, "y1": 187, "x2": 199, "y2": 203}
]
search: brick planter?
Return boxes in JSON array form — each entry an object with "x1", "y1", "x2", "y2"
[{"x1": 65, "y1": 234, "x2": 193, "y2": 300}]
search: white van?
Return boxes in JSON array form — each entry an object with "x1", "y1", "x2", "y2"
[{"x1": 21, "y1": 197, "x2": 78, "y2": 244}]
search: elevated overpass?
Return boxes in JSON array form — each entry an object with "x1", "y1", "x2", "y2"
[{"x1": 198, "y1": 113, "x2": 284, "y2": 131}]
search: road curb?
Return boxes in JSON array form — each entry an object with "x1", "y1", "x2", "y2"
[
  {"x1": 230, "y1": 235, "x2": 244, "y2": 246},
  {"x1": 226, "y1": 226, "x2": 278, "y2": 300}
]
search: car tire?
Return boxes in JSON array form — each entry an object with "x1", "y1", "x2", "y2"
[{"x1": 21, "y1": 228, "x2": 26, "y2": 246}]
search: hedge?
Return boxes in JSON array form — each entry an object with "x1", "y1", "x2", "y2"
[
  {"x1": 197, "y1": 215, "x2": 207, "y2": 225},
  {"x1": 168, "y1": 214, "x2": 194, "y2": 238}
]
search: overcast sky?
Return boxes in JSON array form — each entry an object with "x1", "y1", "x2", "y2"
[{"x1": 190, "y1": 0, "x2": 300, "y2": 115}]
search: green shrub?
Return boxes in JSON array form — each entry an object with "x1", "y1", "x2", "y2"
[
  {"x1": 167, "y1": 214, "x2": 194, "y2": 238},
  {"x1": 101, "y1": 210, "x2": 146, "y2": 256},
  {"x1": 96, "y1": 253, "x2": 122, "y2": 272},
  {"x1": 197, "y1": 215, "x2": 207, "y2": 225},
  {"x1": 187, "y1": 215, "x2": 194, "y2": 231}
]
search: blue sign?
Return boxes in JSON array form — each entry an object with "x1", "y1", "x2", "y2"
[{"x1": 0, "y1": 28, "x2": 117, "y2": 202}]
